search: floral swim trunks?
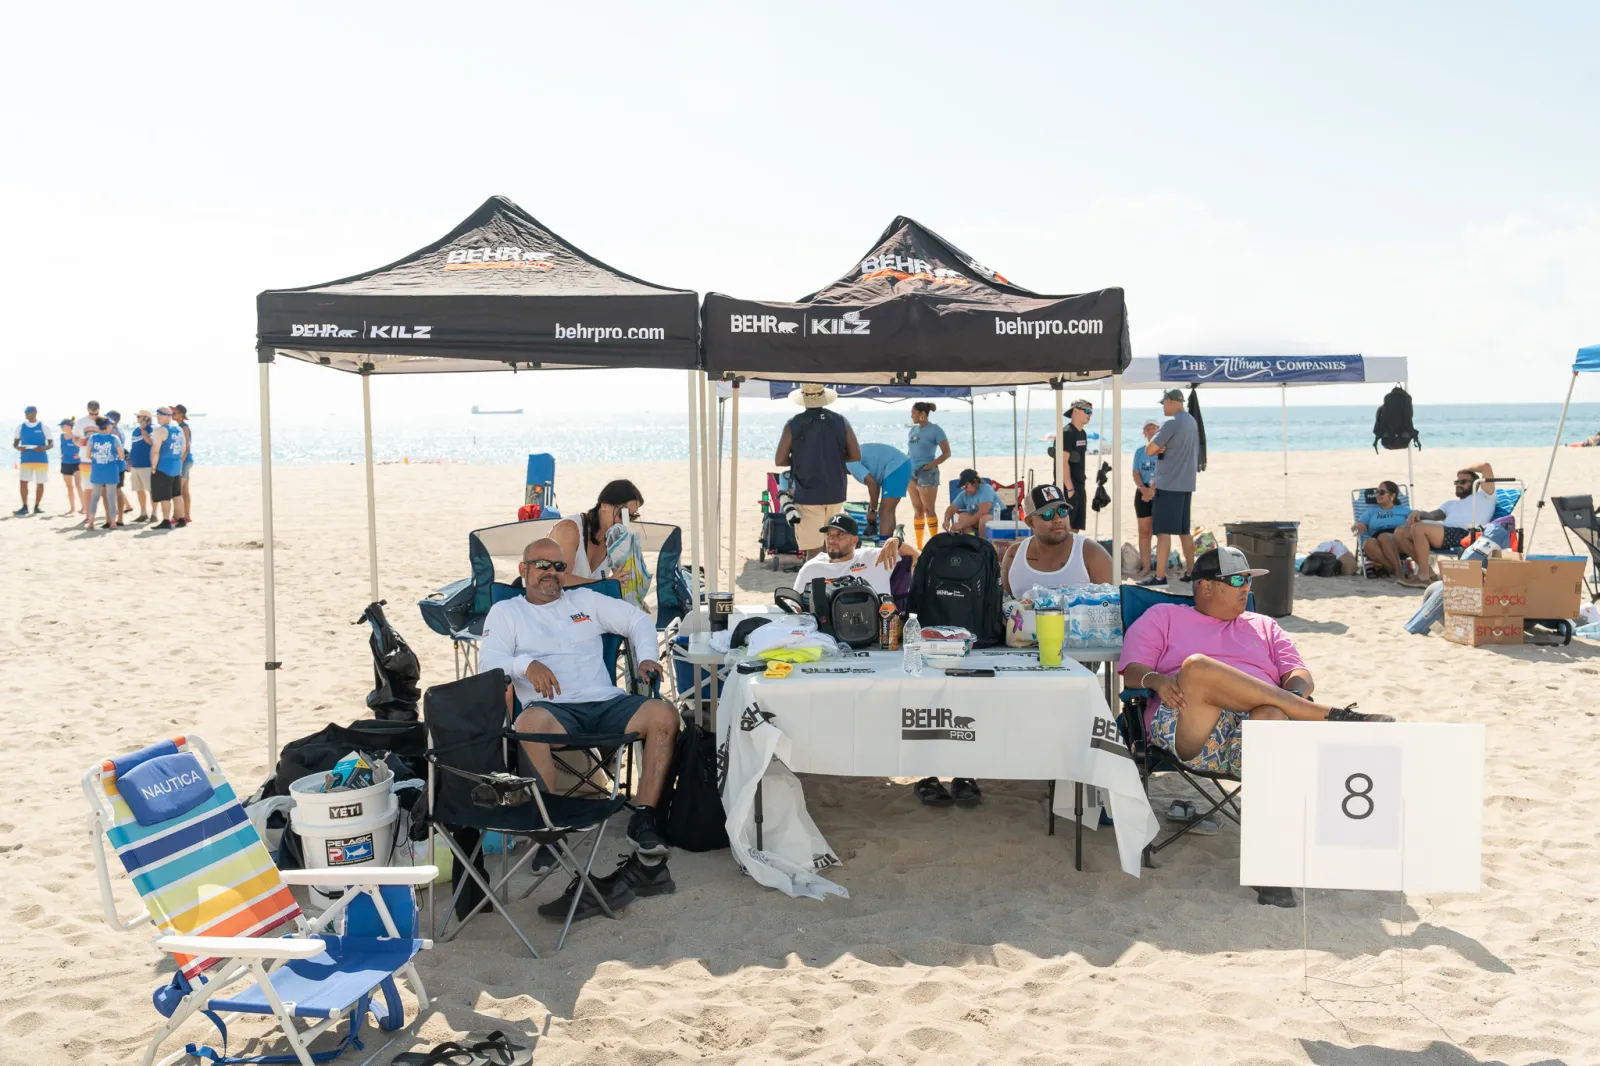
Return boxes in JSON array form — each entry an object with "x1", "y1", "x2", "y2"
[{"x1": 1150, "y1": 702, "x2": 1245, "y2": 778}]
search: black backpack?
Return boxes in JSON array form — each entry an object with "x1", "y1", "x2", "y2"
[
  {"x1": 1299, "y1": 550, "x2": 1341, "y2": 577},
  {"x1": 907, "y1": 533, "x2": 1005, "y2": 647},
  {"x1": 659, "y1": 720, "x2": 729, "y2": 852},
  {"x1": 1373, "y1": 386, "x2": 1421, "y2": 452}
]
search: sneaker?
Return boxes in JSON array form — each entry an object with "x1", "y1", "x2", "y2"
[
  {"x1": 154, "y1": 519, "x2": 173, "y2": 530},
  {"x1": 1138, "y1": 574, "x2": 1167, "y2": 586},
  {"x1": 30, "y1": 506, "x2": 41, "y2": 515},
  {"x1": 535, "y1": 872, "x2": 635, "y2": 922},
  {"x1": 12, "y1": 507, "x2": 27, "y2": 517},
  {"x1": 1254, "y1": 886, "x2": 1298, "y2": 908},
  {"x1": 626, "y1": 806, "x2": 669, "y2": 859},
  {"x1": 173, "y1": 518, "x2": 188, "y2": 529},
  {"x1": 594, "y1": 852, "x2": 676, "y2": 898},
  {"x1": 1327, "y1": 703, "x2": 1395, "y2": 723}
]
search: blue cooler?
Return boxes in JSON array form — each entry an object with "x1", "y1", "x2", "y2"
[
  {"x1": 673, "y1": 635, "x2": 723, "y2": 708},
  {"x1": 984, "y1": 520, "x2": 1029, "y2": 542}
]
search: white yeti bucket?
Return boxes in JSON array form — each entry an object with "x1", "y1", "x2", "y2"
[{"x1": 290, "y1": 767, "x2": 399, "y2": 908}]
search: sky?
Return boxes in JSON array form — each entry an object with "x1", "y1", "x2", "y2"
[{"x1": 3, "y1": 1, "x2": 1596, "y2": 423}]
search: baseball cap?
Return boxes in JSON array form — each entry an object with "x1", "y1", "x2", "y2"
[
  {"x1": 106, "y1": 410, "x2": 121, "y2": 422},
  {"x1": 1069, "y1": 398, "x2": 1093, "y2": 413},
  {"x1": 1191, "y1": 546, "x2": 1269, "y2": 581},
  {"x1": 819, "y1": 512, "x2": 859, "y2": 537},
  {"x1": 1029, "y1": 484, "x2": 1066, "y2": 511},
  {"x1": 136, "y1": 409, "x2": 152, "y2": 420},
  {"x1": 958, "y1": 468, "x2": 981, "y2": 485},
  {"x1": 1161, "y1": 388, "x2": 1184, "y2": 403},
  {"x1": 24, "y1": 405, "x2": 37, "y2": 414},
  {"x1": 1143, "y1": 417, "x2": 1162, "y2": 430},
  {"x1": 58, "y1": 418, "x2": 72, "y2": 426}
]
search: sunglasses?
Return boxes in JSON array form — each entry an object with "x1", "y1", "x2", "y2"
[
  {"x1": 1033, "y1": 505, "x2": 1070, "y2": 522},
  {"x1": 1203, "y1": 573, "x2": 1252, "y2": 588},
  {"x1": 521, "y1": 558, "x2": 567, "y2": 572},
  {"x1": 1454, "y1": 478, "x2": 1475, "y2": 486}
]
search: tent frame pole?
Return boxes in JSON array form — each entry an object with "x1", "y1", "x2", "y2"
[
  {"x1": 969, "y1": 397, "x2": 977, "y2": 471},
  {"x1": 1021, "y1": 387, "x2": 1033, "y2": 488},
  {"x1": 1404, "y1": 378, "x2": 1415, "y2": 503},
  {"x1": 258, "y1": 356, "x2": 280, "y2": 769},
  {"x1": 1053, "y1": 381, "x2": 1065, "y2": 490},
  {"x1": 1111, "y1": 374, "x2": 1123, "y2": 585},
  {"x1": 1281, "y1": 383, "x2": 1288, "y2": 479},
  {"x1": 1529, "y1": 372, "x2": 1578, "y2": 552},
  {"x1": 361, "y1": 367, "x2": 379, "y2": 603},
  {"x1": 1012, "y1": 389, "x2": 1019, "y2": 486},
  {"x1": 701, "y1": 374, "x2": 717, "y2": 592},
  {"x1": 728, "y1": 381, "x2": 741, "y2": 591},
  {"x1": 685, "y1": 371, "x2": 702, "y2": 605}
]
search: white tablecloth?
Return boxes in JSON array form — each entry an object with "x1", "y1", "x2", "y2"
[{"x1": 717, "y1": 648, "x2": 1158, "y2": 895}]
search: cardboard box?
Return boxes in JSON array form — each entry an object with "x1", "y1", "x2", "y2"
[
  {"x1": 1438, "y1": 555, "x2": 1587, "y2": 620},
  {"x1": 1442, "y1": 613, "x2": 1524, "y2": 647}
]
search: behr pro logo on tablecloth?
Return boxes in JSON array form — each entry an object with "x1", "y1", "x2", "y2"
[{"x1": 901, "y1": 707, "x2": 976, "y2": 742}]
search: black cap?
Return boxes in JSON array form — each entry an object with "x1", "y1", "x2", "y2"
[
  {"x1": 958, "y1": 468, "x2": 981, "y2": 485},
  {"x1": 1029, "y1": 484, "x2": 1066, "y2": 510},
  {"x1": 819, "y1": 512, "x2": 859, "y2": 537}
]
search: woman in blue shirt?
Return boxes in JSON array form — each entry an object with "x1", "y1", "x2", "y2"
[
  {"x1": 1351, "y1": 480, "x2": 1411, "y2": 578},
  {"x1": 906, "y1": 402, "x2": 951, "y2": 548},
  {"x1": 57, "y1": 419, "x2": 83, "y2": 516},
  {"x1": 1132, "y1": 419, "x2": 1161, "y2": 576},
  {"x1": 83, "y1": 417, "x2": 125, "y2": 530}
]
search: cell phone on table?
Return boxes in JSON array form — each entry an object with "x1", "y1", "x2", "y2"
[{"x1": 944, "y1": 667, "x2": 995, "y2": 677}]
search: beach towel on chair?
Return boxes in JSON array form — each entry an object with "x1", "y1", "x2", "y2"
[{"x1": 604, "y1": 522, "x2": 652, "y2": 609}]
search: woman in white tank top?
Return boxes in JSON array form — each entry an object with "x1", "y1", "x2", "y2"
[
  {"x1": 1008, "y1": 530, "x2": 1092, "y2": 593},
  {"x1": 551, "y1": 479, "x2": 644, "y2": 586}
]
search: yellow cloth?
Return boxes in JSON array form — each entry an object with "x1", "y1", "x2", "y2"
[{"x1": 756, "y1": 646, "x2": 824, "y2": 663}]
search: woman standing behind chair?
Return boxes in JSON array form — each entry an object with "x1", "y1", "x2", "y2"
[
  {"x1": 551, "y1": 479, "x2": 645, "y2": 587},
  {"x1": 906, "y1": 402, "x2": 950, "y2": 549}
]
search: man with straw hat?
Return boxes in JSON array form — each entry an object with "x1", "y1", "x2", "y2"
[{"x1": 776, "y1": 383, "x2": 861, "y2": 557}]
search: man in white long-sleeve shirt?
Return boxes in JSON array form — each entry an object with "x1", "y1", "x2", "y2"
[{"x1": 480, "y1": 538, "x2": 677, "y2": 857}]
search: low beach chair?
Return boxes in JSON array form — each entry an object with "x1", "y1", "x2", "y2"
[
  {"x1": 1349, "y1": 486, "x2": 1411, "y2": 578},
  {"x1": 1436, "y1": 480, "x2": 1526, "y2": 556},
  {"x1": 1551, "y1": 494, "x2": 1600, "y2": 601},
  {"x1": 1116, "y1": 585, "x2": 1254, "y2": 867},
  {"x1": 84, "y1": 734, "x2": 433, "y2": 1066},
  {"x1": 424, "y1": 670, "x2": 636, "y2": 955}
]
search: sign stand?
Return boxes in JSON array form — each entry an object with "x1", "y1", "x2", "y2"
[{"x1": 1300, "y1": 798, "x2": 1410, "y2": 1000}]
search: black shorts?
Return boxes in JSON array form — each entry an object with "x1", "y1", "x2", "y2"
[
  {"x1": 151, "y1": 470, "x2": 182, "y2": 503},
  {"x1": 60, "y1": 462, "x2": 79, "y2": 476},
  {"x1": 117, "y1": 469, "x2": 126, "y2": 487},
  {"x1": 1151, "y1": 489, "x2": 1192, "y2": 535},
  {"x1": 1134, "y1": 492, "x2": 1153, "y2": 519},
  {"x1": 1441, "y1": 526, "x2": 1471, "y2": 552}
]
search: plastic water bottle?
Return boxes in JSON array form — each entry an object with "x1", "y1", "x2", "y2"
[
  {"x1": 1575, "y1": 622, "x2": 1600, "y2": 641},
  {"x1": 902, "y1": 612, "x2": 923, "y2": 676}
]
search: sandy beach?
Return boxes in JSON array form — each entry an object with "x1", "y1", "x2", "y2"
[{"x1": 4, "y1": 444, "x2": 1597, "y2": 1065}]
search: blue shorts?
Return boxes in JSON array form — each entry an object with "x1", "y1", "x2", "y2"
[
  {"x1": 181, "y1": 458, "x2": 194, "y2": 478},
  {"x1": 913, "y1": 465, "x2": 940, "y2": 489},
  {"x1": 520, "y1": 692, "x2": 651, "y2": 739},
  {"x1": 878, "y1": 460, "x2": 913, "y2": 499}
]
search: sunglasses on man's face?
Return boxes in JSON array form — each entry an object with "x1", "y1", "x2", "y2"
[
  {"x1": 1204, "y1": 573, "x2": 1251, "y2": 588},
  {"x1": 1454, "y1": 478, "x2": 1475, "y2": 486},
  {"x1": 1033, "y1": 505, "x2": 1070, "y2": 522},
  {"x1": 522, "y1": 558, "x2": 567, "y2": 572}
]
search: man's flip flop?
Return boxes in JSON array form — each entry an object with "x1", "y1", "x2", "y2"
[
  {"x1": 1165, "y1": 799, "x2": 1219, "y2": 835},
  {"x1": 950, "y1": 778, "x2": 982, "y2": 806},
  {"x1": 914, "y1": 777, "x2": 954, "y2": 807},
  {"x1": 394, "y1": 1031, "x2": 533, "y2": 1066}
]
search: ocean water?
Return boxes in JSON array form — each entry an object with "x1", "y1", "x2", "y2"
[{"x1": 165, "y1": 402, "x2": 1600, "y2": 468}]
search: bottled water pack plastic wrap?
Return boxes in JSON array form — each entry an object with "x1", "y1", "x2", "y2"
[{"x1": 1022, "y1": 584, "x2": 1122, "y2": 649}]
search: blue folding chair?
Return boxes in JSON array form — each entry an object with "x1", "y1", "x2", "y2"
[{"x1": 1116, "y1": 584, "x2": 1255, "y2": 867}]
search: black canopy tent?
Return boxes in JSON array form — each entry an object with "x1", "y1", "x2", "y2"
[
  {"x1": 700, "y1": 216, "x2": 1131, "y2": 584},
  {"x1": 254, "y1": 195, "x2": 700, "y2": 763}
]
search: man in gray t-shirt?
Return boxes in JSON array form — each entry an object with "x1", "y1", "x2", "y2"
[{"x1": 1142, "y1": 389, "x2": 1199, "y2": 585}]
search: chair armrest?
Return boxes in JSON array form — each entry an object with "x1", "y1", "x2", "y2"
[
  {"x1": 281, "y1": 866, "x2": 438, "y2": 888},
  {"x1": 155, "y1": 934, "x2": 324, "y2": 960}
]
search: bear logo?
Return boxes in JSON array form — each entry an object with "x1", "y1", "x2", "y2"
[
  {"x1": 953, "y1": 716, "x2": 974, "y2": 729},
  {"x1": 777, "y1": 321, "x2": 799, "y2": 334}
]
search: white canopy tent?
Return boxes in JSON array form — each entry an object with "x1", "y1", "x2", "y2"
[{"x1": 1529, "y1": 343, "x2": 1600, "y2": 551}]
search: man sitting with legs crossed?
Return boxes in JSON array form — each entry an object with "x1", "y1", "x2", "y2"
[
  {"x1": 1118, "y1": 547, "x2": 1394, "y2": 908},
  {"x1": 480, "y1": 538, "x2": 680, "y2": 905}
]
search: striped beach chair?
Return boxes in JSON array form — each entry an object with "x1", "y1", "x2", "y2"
[{"x1": 84, "y1": 734, "x2": 434, "y2": 1066}]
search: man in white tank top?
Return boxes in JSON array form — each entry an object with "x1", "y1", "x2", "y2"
[{"x1": 1001, "y1": 484, "x2": 1114, "y2": 596}]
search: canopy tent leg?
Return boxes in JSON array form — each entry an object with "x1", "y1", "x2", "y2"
[
  {"x1": 1111, "y1": 374, "x2": 1123, "y2": 586},
  {"x1": 685, "y1": 371, "x2": 702, "y2": 605},
  {"x1": 1281, "y1": 383, "x2": 1290, "y2": 506},
  {"x1": 728, "y1": 382, "x2": 740, "y2": 590},
  {"x1": 1529, "y1": 372, "x2": 1579, "y2": 552},
  {"x1": 1053, "y1": 381, "x2": 1065, "y2": 490},
  {"x1": 1093, "y1": 385, "x2": 1106, "y2": 541},
  {"x1": 360, "y1": 368, "x2": 379, "y2": 603},
  {"x1": 258, "y1": 357, "x2": 279, "y2": 769},
  {"x1": 970, "y1": 398, "x2": 977, "y2": 471},
  {"x1": 715, "y1": 391, "x2": 726, "y2": 586},
  {"x1": 1012, "y1": 389, "x2": 1019, "y2": 486},
  {"x1": 1021, "y1": 387, "x2": 1033, "y2": 488},
  {"x1": 701, "y1": 374, "x2": 718, "y2": 592},
  {"x1": 1404, "y1": 379, "x2": 1415, "y2": 504}
]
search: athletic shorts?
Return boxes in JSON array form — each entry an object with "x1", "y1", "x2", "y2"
[
  {"x1": 1151, "y1": 489, "x2": 1192, "y2": 536},
  {"x1": 60, "y1": 462, "x2": 79, "y2": 477},
  {"x1": 1441, "y1": 526, "x2": 1471, "y2": 552},
  {"x1": 877, "y1": 460, "x2": 913, "y2": 499},
  {"x1": 1134, "y1": 491, "x2": 1154, "y2": 519},
  {"x1": 1150, "y1": 700, "x2": 1244, "y2": 778},
  {"x1": 117, "y1": 469, "x2": 126, "y2": 487},
  {"x1": 18, "y1": 464, "x2": 47, "y2": 484},
  {"x1": 130, "y1": 467, "x2": 152, "y2": 493},
  {"x1": 913, "y1": 466, "x2": 940, "y2": 488},
  {"x1": 151, "y1": 470, "x2": 182, "y2": 503},
  {"x1": 518, "y1": 692, "x2": 651, "y2": 740},
  {"x1": 796, "y1": 502, "x2": 843, "y2": 551}
]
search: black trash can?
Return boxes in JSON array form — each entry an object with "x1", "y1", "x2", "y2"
[{"x1": 1224, "y1": 521, "x2": 1300, "y2": 617}]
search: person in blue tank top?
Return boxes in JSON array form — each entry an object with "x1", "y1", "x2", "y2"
[
  {"x1": 127, "y1": 410, "x2": 155, "y2": 522},
  {"x1": 150, "y1": 408, "x2": 188, "y2": 530},
  {"x1": 57, "y1": 418, "x2": 83, "y2": 516},
  {"x1": 846, "y1": 442, "x2": 912, "y2": 540},
  {"x1": 82, "y1": 417, "x2": 125, "y2": 530},
  {"x1": 13, "y1": 405, "x2": 53, "y2": 516}
]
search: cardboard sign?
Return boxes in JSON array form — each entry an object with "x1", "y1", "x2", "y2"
[
  {"x1": 1239, "y1": 722, "x2": 1485, "y2": 893},
  {"x1": 1442, "y1": 614, "x2": 1524, "y2": 647}
]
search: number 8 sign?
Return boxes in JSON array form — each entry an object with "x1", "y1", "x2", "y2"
[{"x1": 1315, "y1": 744, "x2": 1402, "y2": 850}]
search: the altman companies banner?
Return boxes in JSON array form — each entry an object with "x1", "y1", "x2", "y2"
[{"x1": 1157, "y1": 354, "x2": 1366, "y2": 384}]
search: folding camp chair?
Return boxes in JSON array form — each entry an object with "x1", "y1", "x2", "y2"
[
  {"x1": 424, "y1": 670, "x2": 635, "y2": 955},
  {"x1": 1115, "y1": 584, "x2": 1255, "y2": 867},
  {"x1": 1349, "y1": 486, "x2": 1411, "y2": 578},
  {"x1": 1433, "y1": 480, "x2": 1526, "y2": 557},
  {"x1": 1551, "y1": 494, "x2": 1600, "y2": 601},
  {"x1": 84, "y1": 734, "x2": 432, "y2": 1066}
]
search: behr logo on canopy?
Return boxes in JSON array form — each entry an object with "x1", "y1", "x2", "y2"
[
  {"x1": 901, "y1": 707, "x2": 976, "y2": 742},
  {"x1": 290, "y1": 324, "x2": 358, "y2": 338},
  {"x1": 444, "y1": 246, "x2": 554, "y2": 270},
  {"x1": 730, "y1": 314, "x2": 800, "y2": 334},
  {"x1": 859, "y1": 255, "x2": 971, "y2": 285},
  {"x1": 368, "y1": 325, "x2": 432, "y2": 339},
  {"x1": 810, "y1": 310, "x2": 870, "y2": 336}
]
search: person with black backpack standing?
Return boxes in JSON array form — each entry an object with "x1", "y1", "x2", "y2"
[{"x1": 776, "y1": 384, "x2": 862, "y2": 558}]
